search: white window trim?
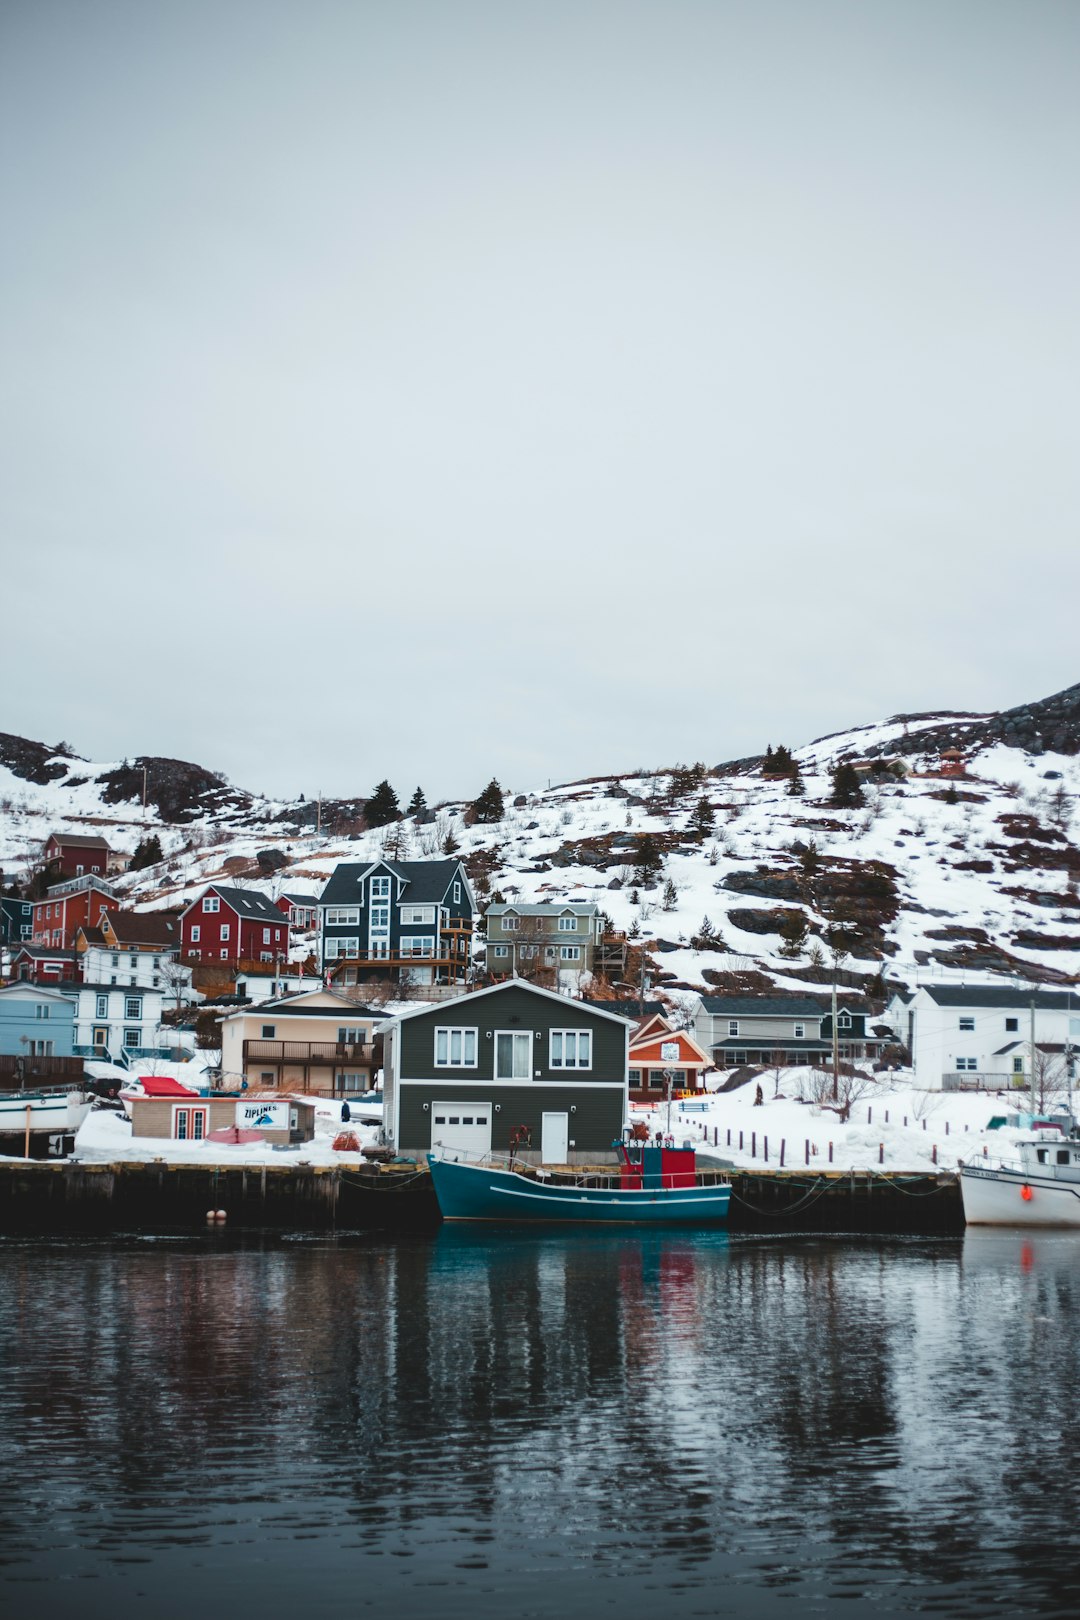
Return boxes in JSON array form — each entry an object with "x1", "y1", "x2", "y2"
[
  {"x1": 794, "y1": 1023, "x2": 805, "y2": 1038},
  {"x1": 202, "y1": 896, "x2": 220, "y2": 913},
  {"x1": 559, "y1": 945, "x2": 581, "y2": 961},
  {"x1": 502, "y1": 916, "x2": 520, "y2": 931},
  {"x1": 434, "y1": 1026, "x2": 479, "y2": 1068},
  {"x1": 190, "y1": 925, "x2": 201, "y2": 943},
  {"x1": 549, "y1": 1029, "x2": 593, "y2": 1070},
  {"x1": 728, "y1": 1020, "x2": 739, "y2": 1037},
  {"x1": 494, "y1": 1029, "x2": 534, "y2": 1081},
  {"x1": 557, "y1": 915, "x2": 577, "y2": 931},
  {"x1": 326, "y1": 908, "x2": 360, "y2": 927}
]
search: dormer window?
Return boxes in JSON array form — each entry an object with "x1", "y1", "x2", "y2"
[
  {"x1": 503, "y1": 916, "x2": 519, "y2": 931},
  {"x1": 371, "y1": 877, "x2": 391, "y2": 901},
  {"x1": 558, "y1": 915, "x2": 577, "y2": 931},
  {"x1": 838, "y1": 1012, "x2": 852, "y2": 1030}
]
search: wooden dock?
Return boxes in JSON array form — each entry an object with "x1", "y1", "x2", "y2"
[{"x1": 0, "y1": 1160, "x2": 962, "y2": 1235}]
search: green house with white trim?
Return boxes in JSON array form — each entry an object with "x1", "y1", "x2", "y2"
[{"x1": 379, "y1": 980, "x2": 634, "y2": 1164}]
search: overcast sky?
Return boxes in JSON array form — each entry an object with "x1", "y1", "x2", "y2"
[{"x1": 2, "y1": 0, "x2": 1078, "y2": 803}]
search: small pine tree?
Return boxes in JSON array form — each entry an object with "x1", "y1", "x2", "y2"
[
  {"x1": 778, "y1": 911, "x2": 809, "y2": 959},
  {"x1": 691, "y1": 915, "x2": 721, "y2": 951},
  {"x1": 633, "y1": 832, "x2": 664, "y2": 888},
  {"x1": 799, "y1": 840, "x2": 821, "y2": 877},
  {"x1": 365, "y1": 780, "x2": 400, "y2": 828},
  {"x1": 787, "y1": 769, "x2": 806, "y2": 797},
  {"x1": 662, "y1": 878, "x2": 678, "y2": 911},
  {"x1": 472, "y1": 778, "x2": 504, "y2": 823},
  {"x1": 406, "y1": 787, "x2": 427, "y2": 818},
  {"x1": 773, "y1": 745, "x2": 795, "y2": 775},
  {"x1": 945, "y1": 781, "x2": 959, "y2": 805},
  {"x1": 830, "y1": 761, "x2": 864, "y2": 807},
  {"x1": 690, "y1": 796, "x2": 715, "y2": 837},
  {"x1": 442, "y1": 825, "x2": 460, "y2": 855},
  {"x1": 764, "y1": 745, "x2": 775, "y2": 770}
]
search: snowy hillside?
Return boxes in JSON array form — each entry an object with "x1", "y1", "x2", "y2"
[{"x1": 3, "y1": 685, "x2": 1080, "y2": 1002}]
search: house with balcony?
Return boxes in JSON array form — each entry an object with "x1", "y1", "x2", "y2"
[
  {"x1": 70, "y1": 982, "x2": 166, "y2": 1063},
  {"x1": 8, "y1": 943, "x2": 81, "y2": 985},
  {"x1": 42, "y1": 832, "x2": 111, "y2": 881},
  {"x1": 218, "y1": 987, "x2": 382, "y2": 1095},
  {"x1": 693, "y1": 995, "x2": 882, "y2": 1068},
  {"x1": 318, "y1": 858, "x2": 474, "y2": 988},
  {"x1": 484, "y1": 901, "x2": 603, "y2": 980},
  {"x1": 900, "y1": 985, "x2": 1080, "y2": 1090},
  {"x1": 180, "y1": 886, "x2": 289, "y2": 964}
]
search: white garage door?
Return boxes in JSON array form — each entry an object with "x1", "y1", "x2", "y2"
[{"x1": 431, "y1": 1102, "x2": 492, "y2": 1161}]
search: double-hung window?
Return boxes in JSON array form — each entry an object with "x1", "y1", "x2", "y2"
[
  {"x1": 550, "y1": 1030, "x2": 592, "y2": 1069},
  {"x1": 959, "y1": 1017, "x2": 975, "y2": 1032},
  {"x1": 96, "y1": 994, "x2": 108, "y2": 1019},
  {"x1": 728, "y1": 1020, "x2": 739, "y2": 1037},
  {"x1": 495, "y1": 1031, "x2": 532, "y2": 1080},
  {"x1": 202, "y1": 896, "x2": 220, "y2": 913},
  {"x1": 956, "y1": 1057, "x2": 978, "y2": 1072},
  {"x1": 326, "y1": 908, "x2": 360, "y2": 927},
  {"x1": 124, "y1": 996, "x2": 142, "y2": 1021},
  {"x1": 123, "y1": 1028, "x2": 139, "y2": 1049},
  {"x1": 371, "y1": 877, "x2": 391, "y2": 901},
  {"x1": 435, "y1": 1027, "x2": 478, "y2": 1067},
  {"x1": 190, "y1": 926, "x2": 201, "y2": 943},
  {"x1": 794, "y1": 1023, "x2": 805, "y2": 1038}
]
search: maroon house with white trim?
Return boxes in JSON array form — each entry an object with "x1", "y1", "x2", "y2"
[
  {"x1": 43, "y1": 832, "x2": 111, "y2": 881},
  {"x1": 180, "y1": 885, "x2": 289, "y2": 964}
]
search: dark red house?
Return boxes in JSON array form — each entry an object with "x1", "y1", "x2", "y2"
[
  {"x1": 43, "y1": 832, "x2": 111, "y2": 881},
  {"x1": 180, "y1": 885, "x2": 289, "y2": 963},
  {"x1": 33, "y1": 876, "x2": 117, "y2": 948}
]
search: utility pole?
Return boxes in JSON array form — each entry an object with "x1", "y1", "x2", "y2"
[
  {"x1": 316, "y1": 793, "x2": 322, "y2": 837},
  {"x1": 1030, "y1": 994, "x2": 1038, "y2": 1119},
  {"x1": 831, "y1": 963, "x2": 840, "y2": 1102}
]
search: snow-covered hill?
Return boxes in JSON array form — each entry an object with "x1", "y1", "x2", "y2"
[{"x1": 3, "y1": 683, "x2": 1080, "y2": 1001}]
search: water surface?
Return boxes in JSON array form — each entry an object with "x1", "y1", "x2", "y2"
[{"x1": 1, "y1": 1227, "x2": 1078, "y2": 1618}]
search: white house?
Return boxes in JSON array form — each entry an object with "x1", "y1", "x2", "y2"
[
  {"x1": 904, "y1": 985, "x2": 1079, "y2": 1090},
  {"x1": 69, "y1": 983, "x2": 166, "y2": 1063}
]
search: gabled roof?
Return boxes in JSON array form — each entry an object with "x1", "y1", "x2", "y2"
[
  {"x1": 920, "y1": 986, "x2": 1078, "y2": 1011},
  {"x1": 377, "y1": 978, "x2": 637, "y2": 1032},
  {"x1": 0, "y1": 982, "x2": 75, "y2": 1003},
  {"x1": 78, "y1": 927, "x2": 107, "y2": 947},
  {"x1": 136, "y1": 1076, "x2": 200, "y2": 1098},
  {"x1": 103, "y1": 909, "x2": 181, "y2": 947},
  {"x1": 629, "y1": 1028, "x2": 711, "y2": 1067},
  {"x1": 279, "y1": 892, "x2": 318, "y2": 906},
  {"x1": 698, "y1": 995, "x2": 828, "y2": 1017},
  {"x1": 10, "y1": 944, "x2": 78, "y2": 961},
  {"x1": 583, "y1": 998, "x2": 667, "y2": 1022},
  {"x1": 487, "y1": 901, "x2": 599, "y2": 917},
  {"x1": 318, "y1": 858, "x2": 472, "y2": 909},
  {"x1": 182, "y1": 886, "x2": 283, "y2": 924},
  {"x1": 46, "y1": 832, "x2": 110, "y2": 849}
]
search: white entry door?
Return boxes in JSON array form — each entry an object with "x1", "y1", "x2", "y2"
[
  {"x1": 541, "y1": 1111, "x2": 569, "y2": 1165},
  {"x1": 431, "y1": 1102, "x2": 492, "y2": 1161}
]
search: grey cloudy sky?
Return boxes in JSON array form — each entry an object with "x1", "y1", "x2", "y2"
[{"x1": 3, "y1": 0, "x2": 1078, "y2": 802}]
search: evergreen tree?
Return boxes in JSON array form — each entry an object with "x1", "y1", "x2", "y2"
[
  {"x1": 778, "y1": 911, "x2": 809, "y2": 958},
  {"x1": 690, "y1": 796, "x2": 715, "y2": 837},
  {"x1": 364, "y1": 780, "x2": 400, "y2": 827},
  {"x1": 691, "y1": 915, "x2": 721, "y2": 951},
  {"x1": 799, "y1": 840, "x2": 821, "y2": 877},
  {"x1": 764, "y1": 745, "x2": 775, "y2": 770},
  {"x1": 787, "y1": 769, "x2": 806, "y2": 797},
  {"x1": 129, "y1": 834, "x2": 164, "y2": 871},
  {"x1": 633, "y1": 832, "x2": 664, "y2": 888},
  {"x1": 406, "y1": 786, "x2": 427, "y2": 818},
  {"x1": 472, "y1": 778, "x2": 505, "y2": 823},
  {"x1": 441, "y1": 825, "x2": 460, "y2": 854},
  {"x1": 662, "y1": 878, "x2": 678, "y2": 911},
  {"x1": 830, "y1": 761, "x2": 864, "y2": 807},
  {"x1": 773, "y1": 745, "x2": 795, "y2": 775}
]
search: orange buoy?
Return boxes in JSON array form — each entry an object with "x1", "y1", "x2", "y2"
[{"x1": 1021, "y1": 1184, "x2": 1034, "y2": 1202}]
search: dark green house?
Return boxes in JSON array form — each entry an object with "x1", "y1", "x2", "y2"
[{"x1": 380, "y1": 981, "x2": 633, "y2": 1164}]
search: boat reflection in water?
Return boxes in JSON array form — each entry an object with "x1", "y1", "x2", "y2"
[{"x1": 3, "y1": 1229, "x2": 1080, "y2": 1618}]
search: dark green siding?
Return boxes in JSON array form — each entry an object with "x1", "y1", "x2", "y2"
[
  {"x1": 398, "y1": 1082, "x2": 624, "y2": 1156},
  {"x1": 398, "y1": 984, "x2": 626, "y2": 1084}
]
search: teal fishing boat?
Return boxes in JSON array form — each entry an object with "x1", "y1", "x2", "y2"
[{"x1": 426, "y1": 1141, "x2": 731, "y2": 1226}]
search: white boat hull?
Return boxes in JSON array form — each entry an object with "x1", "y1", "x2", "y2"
[{"x1": 961, "y1": 1164, "x2": 1080, "y2": 1228}]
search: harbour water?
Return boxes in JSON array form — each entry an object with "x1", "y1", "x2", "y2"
[{"x1": 2, "y1": 1227, "x2": 1079, "y2": 1618}]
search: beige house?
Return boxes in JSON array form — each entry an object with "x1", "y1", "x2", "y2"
[{"x1": 219, "y1": 987, "x2": 382, "y2": 1096}]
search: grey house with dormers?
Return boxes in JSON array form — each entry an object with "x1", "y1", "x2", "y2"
[
  {"x1": 379, "y1": 979, "x2": 633, "y2": 1163},
  {"x1": 318, "y1": 858, "x2": 475, "y2": 988},
  {"x1": 484, "y1": 901, "x2": 603, "y2": 978}
]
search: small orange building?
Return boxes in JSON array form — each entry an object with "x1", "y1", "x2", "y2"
[{"x1": 627, "y1": 1015, "x2": 712, "y2": 1103}]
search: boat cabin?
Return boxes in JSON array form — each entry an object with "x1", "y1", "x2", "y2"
[{"x1": 617, "y1": 1142, "x2": 697, "y2": 1189}]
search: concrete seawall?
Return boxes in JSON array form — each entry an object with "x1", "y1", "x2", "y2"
[{"x1": 0, "y1": 1161, "x2": 962, "y2": 1234}]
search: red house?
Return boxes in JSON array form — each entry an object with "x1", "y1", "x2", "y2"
[
  {"x1": 10, "y1": 944, "x2": 81, "y2": 984},
  {"x1": 180, "y1": 885, "x2": 289, "y2": 964},
  {"x1": 43, "y1": 832, "x2": 111, "y2": 881},
  {"x1": 33, "y1": 876, "x2": 117, "y2": 949},
  {"x1": 276, "y1": 893, "x2": 318, "y2": 930}
]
